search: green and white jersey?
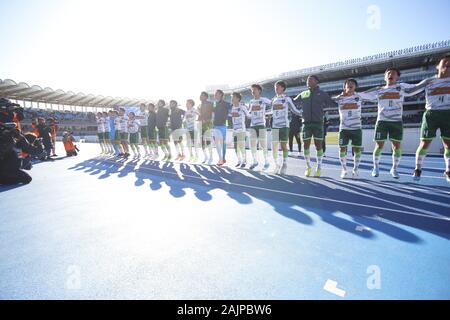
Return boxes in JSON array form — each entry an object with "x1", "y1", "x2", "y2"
[
  {"x1": 127, "y1": 119, "x2": 140, "y2": 134},
  {"x1": 96, "y1": 117, "x2": 105, "y2": 133},
  {"x1": 184, "y1": 108, "x2": 199, "y2": 131},
  {"x1": 362, "y1": 83, "x2": 425, "y2": 122},
  {"x1": 103, "y1": 117, "x2": 111, "y2": 133},
  {"x1": 119, "y1": 115, "x2": 129, "y2": 133},
  {"x1": 420, "y1": 77, "x2": 450, "y2": 110},
  {"x1": 135, "y1": 110, "x2": 148, "y2": 126},
  {"x1": 231, "y1": 103, "x2": 248, "y2": 133},
  {"x1": 271, "y1": 94, "x2": 301, "y2": 129},
  {"x1": 114, "y1": 117, "x2": 121, "y2": 131},
  {"x1": 248, "y1": 97, "x2": 272, "y2": 127},
  {"x1": 335, "y1": 93, "x2": 366, "y2": 130}
]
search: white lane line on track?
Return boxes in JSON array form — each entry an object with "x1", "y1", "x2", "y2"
[{"x1": 98, "y1": 158, "x2": 450, "y2": 222}]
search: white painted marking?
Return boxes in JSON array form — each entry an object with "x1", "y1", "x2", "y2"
[
  {"x1": 356, "y1": 226, "x2": 371, "y2": 232},
  {"x1": 324, "y1": 280, "x2": 346, "y2": 298}
]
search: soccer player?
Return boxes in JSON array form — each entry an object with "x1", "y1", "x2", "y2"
[
  {"x1": 108, "y1": 110, "x2": 119, "y2": 155},
  {"x1": 112, "y1": 110, "x2": 124, "y2": 157},
  {"x1": 102, "y1": 111, "x2": 113, "y2": 155},
  {"x1": 359, "y1": 68, "x2": 426, "y2": 179},
  {"x1": 271, "y1": 81, "x2": 302, "y2": 175},
  {"x1": 213, "y1": 90, "x2": 232, "y2": 166},
  {"x1": 127, "y1": 112, "x2": 141, "y2": 158},
  {"x1": 412, "y1": 54, "x2": 450, "y2": 183},
  {"x1": 119, "y1": 108, "x2": 130, "y2": 158},
  {"x1": 230, "y1": 92, "x2": 248, "y2": 168},
  {"x1": 198, "y1": 92, "x2": 214, "y2": 164},
  {"x1": 147, "y1": 103, "x2": 158, "y2": 159},
  {"x1": 334, "y1": 79, "x2": 374, "y2": 179},
  {"x1": 294, "y1": 75, "x2": 336, "y2": 177},
  {"x1": 247, "y1": 84, "x2": 272, "y2": 170},
  {"x1": 169, "y1": 100, "x2": 186, "y2": 161},
  {"x1": 136, "y1": 104, "x2": 150, "y2": 157},
  {"x1": 184, "y1": 99, "x2": 199, "y2": 162},
  {"x1": 96, "y1": 112, "x2": 106, "y2": 155},
  {"x1": 156, "y1": 100, "x2": 171, "y2": 161}
]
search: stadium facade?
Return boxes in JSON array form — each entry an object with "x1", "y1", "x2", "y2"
[{"x1": 206, "y1": 39, "x2": 450, "y2": 132}]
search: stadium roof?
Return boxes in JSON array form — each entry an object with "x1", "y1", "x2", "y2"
[
  {"x1": 207, "y1": 39, "x2": 450, "y2": 94},
  {"x1": 0, "y1": 79, "x2": 155, "y2": 108}
]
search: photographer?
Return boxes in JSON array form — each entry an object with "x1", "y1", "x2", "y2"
[
  {"x1": 36, "y1": 117, "x2": 54, "y2": 161},
  {"x1": 0, "y1": 123, "x2": 43, "y2": 185},
  {"x1": 0, "y1": 97, "x2": 24, "y2": 130}
]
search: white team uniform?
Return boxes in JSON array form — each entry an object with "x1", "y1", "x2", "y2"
[
  {"x1": 231, "y1": 104, "x2": 248, "y2": 133},
  {"x1": 96, "y1": 117, "x2": 105, "y2": 133},
  {"x1": 114, "y1": 117, "x2": 121, "y2": 131},
  {"x1": 334, "y1": 94, "x2": 365, "y2": 130},
  {"x1": 184, "y1": 108, "x2": 198, "y2": 132},
  {"x1": 103, "y1": 117, "x2": 111, "y2": 133},
  {"x1": 271, "y1": 95, "x2": 301, "y2": 129},
  {"x1": 128, "y1": 119, "x2": 140, "y2": 134},
  {"x1": 247, "y1": 98, "x2": 272, "y2": 127},
  {"x1": 362, "y1": 83, "x2": 425, "y2": 122},
  {"x1": 119, "y1": 115, "x2": 129, "y2": 133},
  {"x1": 136, "y1": 110, "x2": 149, "y2": 127},
  {"x1": 421, "y1": 77, "x2": 450, "y2": 110}
]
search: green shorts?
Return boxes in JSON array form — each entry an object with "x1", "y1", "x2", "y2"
[
  {"x1": 129, "y1": 132, "x2": 139, "y2": 144},
  {"x1": 157, "y1": 127, "x2": 169, "y2": 140},
  {"x1": 250, "y1": 126, "x2": 266, "y2": 140},
  {"x1": 339, "y1": 129, "x2": 362, "y2": 147},
  {"x1": 302, "y1": 122, "x2": 324, "y2": 141},
  {"x1": 420, "y1": 109, "x2": 450, "y2": 140},
  {"x1": 148, "y1": 127, "x2": 157, "y2": 141},
  {"x1": 272, "y1": 127, "x2": 289, "y2": 143},
  {"x1": 140, "y1": 126, "x2": 148, "y2": 139},
  {"x1": 97, "y1": 132, "x2": 105, "y2": 140},
  {"x1": 375, "y1": 121, "x2": 403, "y2": 142},
  {"x1": 120, "y1": 132, "x2": 129, "y2": 141},
  {"x1": 201, "y1": 121, "x2": 213, "y2": 143},
  {"x1": 114, "y1": 131, "x2": 121, "y2": 141}
]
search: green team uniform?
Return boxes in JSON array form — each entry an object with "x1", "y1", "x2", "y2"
[
  {"x1": 421, "y1": 109, "x2": 450, "y2": 140},
  {"x1": 271, "y1": 94, "x2": 301, "y2": 143},
  {"x1": 339, "y1": 129, "x2": 363, "y2": 147},
  {"x1": 375, "y1": 121, "x2": 403, "y2": 142}
]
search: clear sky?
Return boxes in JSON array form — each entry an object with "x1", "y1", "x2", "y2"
[{"x1": 0, "y1": 0, "x2": 449, "y2": 103}]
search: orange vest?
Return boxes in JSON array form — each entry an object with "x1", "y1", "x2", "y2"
[{"x1": 63, "y1": 139, "x2": 76, "y2": 151}]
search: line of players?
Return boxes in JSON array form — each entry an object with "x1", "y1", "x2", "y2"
[{"x1": 95, "y1": 54, "x2": 450, "y2": 182}]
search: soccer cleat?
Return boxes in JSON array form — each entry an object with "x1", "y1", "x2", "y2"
[
  {"x1": 202, "y1": 157, "x2": 208, "y2": 164},
  {"x1": 413, "y1": 169, "x2": 422, "y2": 181},
  {"x1": 352, "y1": 169, "x2": 359, "y2": 179},
  {"x1": 305, "y1": 166, "x2": 312, "y2": 177},
  {"x1": 371, "y1": 167, "x2": 379, "y2": 178},
  {"x1": 179, "y1": 155, "x2": 186, "y2": 161},
  {"x1": 235, "y1": 161, "x2": 242, "y2": 168},
  {"x1": 390, "y1": 168, "x2": 400, "y2": 179},
  {"x1": 340, "y1": 169, "x2": 348, "y2": 179},
  {"x1": 263, "y1": 162, "x2": 270, "y2": 170},
  {"x1": 217, "y1": 160, "x2": 226, "y2": 166},
  {"x1": 249, "y1": 162, "x2": 259, "y2": 170},
  {"x1": 314, "y1": 168, "x2": 321, "y2": 178},
  {"x1": 240, "y1": 162, "x2": 247, "y2": 169},
  {"x1": 207, "y1": 157, "x2": 213, "y2": 165},
  {"x1": 445, "y1": 171, "x2": 450, "y2": 183}
]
